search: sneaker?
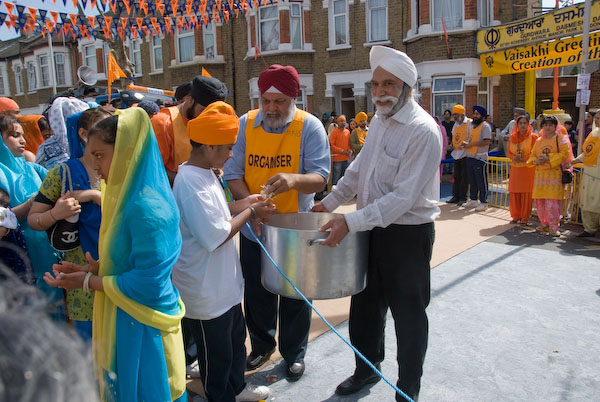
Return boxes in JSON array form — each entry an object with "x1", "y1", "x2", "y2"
[
  {"x1": 236, "y1": 384, "x2": 270, "y2": 402},
  {"x1": 463, "y1": 199, "x2": 478, "y2": 208},
  {"x1": 186, "y1": 360, "x2": 200, "y2": 379},
  {"x1": 474, "y1": 203, "x2": 488, "y2": 212}
]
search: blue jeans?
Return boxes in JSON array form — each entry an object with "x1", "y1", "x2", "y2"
[{"x1": 332, "y1": 160, "x2": 350, "y2": 186}]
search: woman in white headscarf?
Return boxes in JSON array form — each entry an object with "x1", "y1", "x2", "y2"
[{"x1": 35, "y1": 97, "x2": 89, "y2": 169}]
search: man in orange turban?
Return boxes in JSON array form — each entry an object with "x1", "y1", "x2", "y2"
[
  {"x1": 0, "y1": 98, "x2": 20, "y2": 117},
  {"x1": 172, "y1": 101, "x2": 275, "y2": 402}
]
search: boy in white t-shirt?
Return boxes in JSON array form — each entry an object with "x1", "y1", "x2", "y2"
[{"x1": 172, "y1": 101, "x2": 276, "y2": 402}]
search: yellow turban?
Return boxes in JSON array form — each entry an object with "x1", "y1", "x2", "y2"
[
  {"x1": 187, "y1": 101, "x2": 240, "y2": 145},
  {"x1": 355, "y1": 112, "x2": 367, "y2": 123},
  {"x1": 337, "y1": 115, "x2": 346, "y2": 123},
  {"x1": 452, "y1": 104, "x2": 465, "y2": 115}
]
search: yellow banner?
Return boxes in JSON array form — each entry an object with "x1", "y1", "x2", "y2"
[
  {"x1": 481, "y1": 32, "x2": 600, "y2": 76},
  {"x1": 477, "y1": 1, "x2": 600, "y2": 54}
]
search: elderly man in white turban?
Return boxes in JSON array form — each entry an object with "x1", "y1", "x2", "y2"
[{"x1": 312, "y1": 46, "x2": 442, "y2": 401}]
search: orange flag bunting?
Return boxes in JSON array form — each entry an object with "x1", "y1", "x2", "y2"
[
  {"x1": 172, "y1": 0, "x2": 178, "y2": 17},
  {"x1": 254, "y1": 43, "x2": 260, "y2": 61},
  {"x1": 142, "y1": 26, "x2": 149, "y2": 37},
  {"x1": 107, "y1": 52, "x2": 127, "y2": 103},
  {"x1": 121, "y1": 17, "x2": 128, "y2": 28},
  {"x1": 4, "y1": 2, "x2": 14, "y2": 16},
  {"x1": 164, "y1": 16, "x2": 172, "y2": 33},
  {"x1": 132, "y1": 26, "x2": 139, "y2": 39},
  {"x1": 224, "y1": 10, "x2": 229, "y2": 23},
  {"x1": 216, "y1": 0, "x2": 222, "y2": 10},
  {"x1": 117, "y1": 26, "x2": 125, "y2": 40},
  {"x1": 136, "y1": 17, "x2": 143, "y2": 31},
  {"x1": 50, "y1": 11, "x2": 59, "y2": 24},
  {"x1": 104, "y1": 16, "x2": 112, "y2": 27},
  {"x1": 90, "y1": 0, "x2": 97, "y2": 10},
  {"x1": 139, "y1": 0, "x2": 148, "y2": 16},
  {"x1": 27, "y1": 7, "x2": 37, "y2": 21},
  {"x1": 151, "y1": 17, "x2": 159, "y2": 34},
  {"x1": 201, "y1": 67, "x2": 212, "y2": 77},
  {"x1": 122, "y1": 0, "x2": 132, "y2": 15},
  {"x1": 46, "y1": 20, "x2": 55, "y2": 33},
  {"x1": 72, "y1": 0, "x2": 78, "y2": 7},
  {"x1": 88, "y1": 16, "x2": 95, "y2": 28},
  {"x1": 158, "y1": 3, "x2": 165, "y2": 15},
  {"x1": 69, "y1": 14, "x2": 78, "y2": 27}
]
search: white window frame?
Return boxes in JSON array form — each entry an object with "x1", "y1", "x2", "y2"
[
  {"x1": 258, "y1": 5, "x2": 280, "y2": 52},
  {"x1": 128, "y1": 39, "x2": 143, "y2": 77},
  {"x1": 54, "y1": 53, "x2": 67, "y2": 87},
  {"x1": 366, "y1": 0, "x2": 388, "y2": 43},
  {"x1": 0, "y1": 64, "x2": 7, "y2": 96},
  {"x1": 203, "y1": 21, "x2": 216, "y2": 60},
  {"x1": 37, "y1": 54, "x2": 50, "y2": 88},
  {"x1": 290, "y1": 2, "x2": 303, "y2": 50},
  {"x1": 296, "y1": 87, "x2": 307, "y2": 111},
  {"x1": 329, "y1": 0, "x2": 350, "y2": 49},
  {"x1": 432, "y1": 76, "x2": 464, "y2": 118},
  {"x1": 478, "y1": 0, "x2": 492, "y2": 28},
  {"x1": 477, "y1": 77, "x2": 490, "y2": 114},
  {"x1": 151, "y1": 35, "x2": 163, "y2": 72},
  {"x1": 82, "y1": 44, "x2": 97, "y2": 71},
  {"x1": 431, "y1": 0, "x2": 464, "y2": 32},
  {"x1": 176, "y1": 28, "x2": 195, "y2": 64},
  {"x1": 26, "y1": 61, "x2": 37, "y2": 92},
  {"x1": 13, "y1": 62, "x2": 23, "y2": 95}
]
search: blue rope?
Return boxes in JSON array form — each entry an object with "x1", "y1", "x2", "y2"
[{"x1": 246, "y1": 223, "x2": 414, "y2": 402}]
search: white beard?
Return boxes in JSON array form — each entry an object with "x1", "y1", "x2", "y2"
[
  {"x1": 373, "y1": 95, "x2": 399, "y2": 116},
  {"x1": 260, "y1": 102, "x2": 295, "y2": 130}
]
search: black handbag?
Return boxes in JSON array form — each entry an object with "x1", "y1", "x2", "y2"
[
  {"x1": 46, "y1": 164, "x2": 80, "y2": 252},
  {"x1": 556, "y1": 136, "x2": 573, "y2": 184}
]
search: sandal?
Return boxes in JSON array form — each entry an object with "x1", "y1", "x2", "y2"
[
  {"x1": 509, "y1": 219, "x2": 520, "y2": 224},
  {"x1": 548, "y1": 229, "x2": 561, "y2": 237},
  {"x1": 536, "y1": 225, "x2": 549, "y2": 233}
]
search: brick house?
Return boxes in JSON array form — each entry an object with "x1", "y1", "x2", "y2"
[{"x1": 0, "y1": 32, "x2": 79, "y2": 114}]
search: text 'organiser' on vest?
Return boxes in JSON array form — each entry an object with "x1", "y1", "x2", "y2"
[{"x1": 248, "y1": 154, "x2": 293, "y2": 168}]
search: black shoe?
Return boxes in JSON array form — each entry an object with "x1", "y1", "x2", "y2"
[
  {"x1": 286, "y1": 360, "x2": 305, "y2": 381},
  {"x1": 335, "y1": 369, "x2": 381, "y2": 395},
  {"x1": 448, "y1": 197, "x2": 460, "y2": 204},
  {"x1": 576, "y1": 231, "x2": 595, "y2": 238},
  {"x1": 245, "y1": 348, "x2": 275, "y2": 371}
]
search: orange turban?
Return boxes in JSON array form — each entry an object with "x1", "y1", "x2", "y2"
[
  {"x1": 452, "y1": 104, "x2": 465, "y2": 115},
  {"x1": 337, "y1": 115, "x2": 346, "y2": 123},
  {"x1": 355, "y1": 112, "x2": 367, "y2": 123},
  {"x1": 187, "y1": 101, "x2": 239, "y2": 145},
  {"x1": 18, "y1": 115, "x2": 44, "y2": 154},
  {"x1": 0, "y1": 97, "x2": 19, "y2": 113}
]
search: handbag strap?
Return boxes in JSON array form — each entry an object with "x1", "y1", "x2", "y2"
[
  {"x1": 60, "y1": 163, "x2": 74, "y2": 196},
  {"x1": 555, "y1": 135, "x2": 565, "y2": 173}
]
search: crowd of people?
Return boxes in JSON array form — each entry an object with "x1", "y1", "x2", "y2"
[{"x1": 0, "y1": 42, "x2": 597, "y2": 402}]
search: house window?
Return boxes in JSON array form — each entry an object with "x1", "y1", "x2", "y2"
[
  {"x1": 83, "y1": 44, "x2": 97, "y2": 70},
  {"x1": 38, "y1": 55, "x2": 50, "y2": 87},
  {"x1": 0, "y1": 68, "x2": 5, "y2": 95},
  {"x1": 203, "y1": 22, "x2": 216, "y2": 60},
  {"x1": 338, "y1": 86, "x2": 355, "y2": 118},
  {"x1": 290, "y1": 3, "x2": 303, "y2": 50},
  {"x1": 432, "y1": 77, "x2": 464, "y2": 118},
  {"x1": 259, "y1": 5, "x2": 280, "y2": 51},
  {"x1": 14, "y1": 65, "x2": 23, "y2": 94},
  {"x1": 177, "y1": 28, "x2": 195, "y2": 63},
  {"x1": 55, "y1": 53, "x2": 66, "y2": 86},
  {"x1": 332, "y1": 0, "x2": 349, "y2": 46},
  {"x1": 26, "y1": 61, "x2": 37, "y2": 91},
  {"x1": 296, "y1": 88, "x2": 306, "y2": 111},
  {"x1": 152, "y1": 36, "x2": 163, "y2": 71},
  {"x1": 432, "y1": 0, "x2": 462, "y2": 31},
  {"x1": 129, "y1": 40, "x2": 142, "y2": 76},
  {"x1": 367, "y1": 0, "x2": 387, "y2": 42},
  {"x1": 479, "y1": 0, "x2": 492, "y2": 27}
]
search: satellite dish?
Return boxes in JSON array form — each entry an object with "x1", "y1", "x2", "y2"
[{"x1": 77, "y1": 66, "x2": 97, "y2": 86}]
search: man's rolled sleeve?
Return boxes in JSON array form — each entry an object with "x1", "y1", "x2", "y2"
[
  {"x1": 300, "y1": 116, "x2": 330, "y2": 179},
  {"x1": 224, "y1": 115, "x2": 248, "y2": 181}
]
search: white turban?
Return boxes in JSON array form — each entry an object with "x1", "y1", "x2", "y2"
[{"x1": 369, "y1": 46, "x2": 418, "y2": 87}]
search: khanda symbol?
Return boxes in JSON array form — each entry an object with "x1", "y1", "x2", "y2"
[
  {"x1": 485, "y1": 28, "x2": 501, "y2": 50},
  {"x1": 486, "y1": 55, "x2": 494, "y2": 68},
  {"x1": 542, "y1": 146, "x2": 551, "y2": 155},
  {"x1": 586, "y1": 143, "x2": 594, "y2": 154}
]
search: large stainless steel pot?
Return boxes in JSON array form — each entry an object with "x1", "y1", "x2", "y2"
[{"x1": 260, "y1": 212, "x2": 369, "y2": 300}]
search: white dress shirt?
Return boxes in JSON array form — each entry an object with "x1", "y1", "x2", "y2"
[{"x1": 322, "y1": 98, "x2": 443, "y2": 232}]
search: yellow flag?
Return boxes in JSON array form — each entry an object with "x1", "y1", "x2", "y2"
[
  {"x1": 201, "y1": 67, "x2": 212, "y2": 77},
  {"x1": 107, "y1": 51, "x2": 127, "y2": 102}
]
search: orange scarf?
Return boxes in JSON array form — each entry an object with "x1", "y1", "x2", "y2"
[
  {"x1": 510, "y1": 121, "x2": 532, "y2": 145},
  {"x1": 18, "y1": 115, "x2": 45, "y2": 154}
]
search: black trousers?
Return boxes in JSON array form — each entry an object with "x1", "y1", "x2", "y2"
[
  {"x1": 184, "y1": 305, "x2": 246, "y2": 402},
  {"x1": 466, "y1": 158, "x2": 488, "y2": 203},
  {"x1": 241, "y1": 235, "x2": 311, "y2": 365},
  {"x1": 349, "y1": 223, "x2": 434, "y2": 402},
  {"x1": 452, "y1": 157, "x2": 468, "y2": 201}
]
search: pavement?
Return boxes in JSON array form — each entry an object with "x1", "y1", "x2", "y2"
[{"x1": 189, "y1": 195, "x2": 600, "y2": 401}]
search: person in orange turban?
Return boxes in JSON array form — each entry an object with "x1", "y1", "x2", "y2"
[
  {"x1": 0, "y1": 98, "x2": 20, "y2": 117},
  {"x1": 173, "y1": 100, "x2": 275, "y2": 402}
]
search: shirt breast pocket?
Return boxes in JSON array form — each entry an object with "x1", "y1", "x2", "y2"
[{"x1": 374, "y1": 151, "x2": 401, "y2": 188}]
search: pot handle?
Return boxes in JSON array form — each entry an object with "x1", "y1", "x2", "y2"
[{"x1": 307, "y1": 238, "x2": 326, "y2": 246}]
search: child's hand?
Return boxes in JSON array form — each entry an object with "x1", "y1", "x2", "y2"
[
  {"x1": 252, "y1": 201, "x2": 277, "y2": 221},
  {"x1": 71, "y1": 189, "x2": 102, "y2": 206}
]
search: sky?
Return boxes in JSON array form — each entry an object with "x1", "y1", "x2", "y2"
[{"x1": 0, "y1": 0, "x2": 589, "y2": 42}]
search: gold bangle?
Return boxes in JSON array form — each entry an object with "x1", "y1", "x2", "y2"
[{"x1": 48, "y1": 209, "x2": 57, "y2": 222}]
